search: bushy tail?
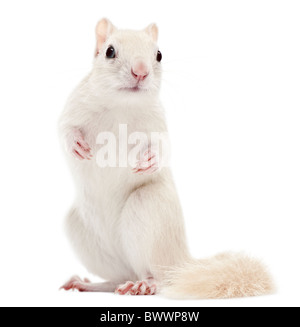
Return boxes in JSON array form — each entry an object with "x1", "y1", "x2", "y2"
[{"x1": 161, "y1": 252, "x2": 274, "y2": 299}]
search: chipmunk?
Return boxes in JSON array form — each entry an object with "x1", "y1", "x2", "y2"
[{"x1": 59, "y1": 18, "x2": 273, "y2": 298}]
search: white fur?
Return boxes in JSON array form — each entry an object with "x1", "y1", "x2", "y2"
[{"x1": 59, "y1": 20, "x2": 274, "y2": 298}]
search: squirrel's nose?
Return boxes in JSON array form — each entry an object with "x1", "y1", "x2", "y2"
[{"x1": 131, "y1": 61, "x2": 149, "y2": 81}]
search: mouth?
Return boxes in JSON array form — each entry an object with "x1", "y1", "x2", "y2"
[{"x1": 120, "y1": 85, "x2": 146, "y2": 93}]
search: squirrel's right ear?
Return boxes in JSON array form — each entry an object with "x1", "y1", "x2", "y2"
[{"x1": 95, "y1": 18, "x2": 116, "y2": 57}]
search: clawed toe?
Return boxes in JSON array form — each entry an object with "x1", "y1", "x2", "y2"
[
  {"x1": 115, "y1": 280, "x2": 157, "y2": 296},
  {"x1": 60, "y1": 276, "x2": 91, "y2": 292}
]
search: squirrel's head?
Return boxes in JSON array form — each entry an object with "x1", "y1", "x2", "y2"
[{"x1": 90, "y1": 19, "x2": 162, "y2": 101}]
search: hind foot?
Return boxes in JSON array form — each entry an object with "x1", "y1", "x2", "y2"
[
  {"x1": 60, "y1": 276, "x2": 117, "y2": 292},
  {"x1": 115, "y1": 279, "x2": 157, "y2": 296},
  {"x1": 60, "y1": 276, "x2": 91, "y2": 291}
]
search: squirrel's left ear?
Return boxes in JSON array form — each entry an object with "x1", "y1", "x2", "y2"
[
  {"x1": 95, "y1": 18, "x2": 116, "y2": 56},
  {"x1": 144, "y1": 23, "x2": 159, "y2": 42}
]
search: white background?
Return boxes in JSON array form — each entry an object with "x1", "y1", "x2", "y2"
[{"x1": 0, "y1": 0, "x2": 299, "y2": 307}]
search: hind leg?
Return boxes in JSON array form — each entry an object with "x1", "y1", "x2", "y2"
[
  {"x1": 117, "y1": 181, "x2": 189, "y2": 296},
  {"x1": 60, "y1": 276, "x2": 118, "y2": 292},
  {"x1": 63, "y1": 207, "x2": 131, "y2": 288}
]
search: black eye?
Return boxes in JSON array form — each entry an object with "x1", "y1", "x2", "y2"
[
  {"x1": 156, "y1": 50, "x2": 162, "y2": 62},
  {"x1": 106, "y1": 46, "x2": 116, "y2": 59}
]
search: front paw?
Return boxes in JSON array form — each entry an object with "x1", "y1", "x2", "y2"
[
  {"x1": 68, "y1": 129, "x2": 92, "y2": 160},
  {"x1": 133, "y1": 149, "x2": 160, "y2": 175}
]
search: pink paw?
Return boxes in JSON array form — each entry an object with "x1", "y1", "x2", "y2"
[
  {"x1": 133, "y1": 149, "x2": 160, "y2": 175},
  {"x1": 115, "y1": 280, "x2": 157, "y2": 296},
  {"x1": 60, "y1": 276, "x2": 91, "y2": 292},
  {"x1": 68, "y1": 129, "x2": 92, "y2": 160}
]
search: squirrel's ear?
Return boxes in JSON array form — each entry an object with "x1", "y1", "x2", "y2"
[
  {"x1": 144, "y1": 23, "x2": 159, "y2": 43},
  {"x1": 95, "y1": 18, "x2": 116, "y2": 56}
]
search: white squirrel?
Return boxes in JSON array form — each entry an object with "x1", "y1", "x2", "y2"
[{"x1": 59, "y1": 18, "x2": 274, "y2": 298}]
